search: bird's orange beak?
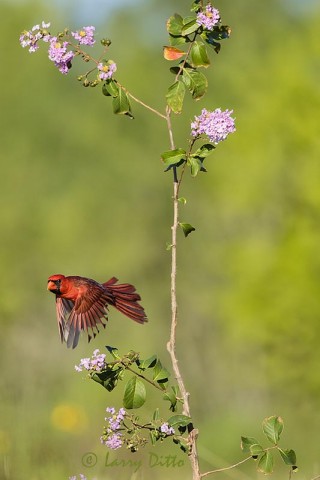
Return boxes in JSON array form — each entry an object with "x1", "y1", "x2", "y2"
[{"x1": 47, "y1": 280, "x2": 56, "y2": 291}]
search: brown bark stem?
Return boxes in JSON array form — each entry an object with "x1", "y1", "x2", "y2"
[{"x1": 166, "y1": 106, "x2": 201, "y2": 480}]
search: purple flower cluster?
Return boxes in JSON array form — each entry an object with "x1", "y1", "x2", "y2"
[
  {"x1": 97, "y1": 61, "x2": 117, "y2": 81},
  {"x1": 191, "y1": 108, "x2": 236, "y2": 144},
  {"x1": 19, "y1": 21, "x2": 51, "y2": 53},
  {"x1": 160, "y1": 422, "x2": 175, "y2": 436},
  {"x1": 100, "y1": 407, "x2": 126, "y2": 450},
  {"x1": 75, "y1": 349, "x2": 106, "y2": 372},
  {"x1": 196, "y1": 4, "x2": 220, "y2": 31},
  {"x1": 71, "y1": 26, "x2": 95, "y2": 46},
  {"x1": 48, "y1": 37, "x2": 75, "y2": 74},
  {"x1": 19, "y1": 22, "x2": 100, "y2": 76}
]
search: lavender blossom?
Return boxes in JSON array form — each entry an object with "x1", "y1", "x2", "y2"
[
  {"x1": 105, "y1": 407, "x2": 126, "y2": 431},
  {"x1": 160, "y1": 422, "x2": 175, "y2": 435},
  {"x1": 19, "y1": 21, "x2": 51, "y2": 52},
  {"x1": 102, "y1": 432, "x2": 123, "y2": 450},
  {"x1": 97, "y1": 61, "x2": 117, "y2": 81},
  {"x1": 48, "y1": 37, "x2": 75, "y2": 74},
  {"x1": 75, "y1": 349, "x2": 106, "y2": 372},
  {"x1": 71, "y1": 26, "x2": 96, "y2": 46},
  {"x1": 191, "y1": 108, "x2": 236, "y2": 144},
  {"x1": 196, "y1": 4, "x2": 220, "y2": 31},
  {"x1": 101, "y1": 407, "x2": 126, "y2": 450}
]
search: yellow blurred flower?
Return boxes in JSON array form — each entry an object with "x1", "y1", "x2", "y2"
[{"x1": 50, "y1": 403, "x2": 88, "y2": 433}]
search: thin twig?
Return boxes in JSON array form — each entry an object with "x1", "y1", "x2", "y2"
[
  {"x1": 200, "y1": 456, "x2": 252, "y2": 478},
  {"x1": 117, "y1": 82, "x2": 167, "y2": 119},
  {"x1": 126, "y1": 365, "x2": 166, "y2": 393}
]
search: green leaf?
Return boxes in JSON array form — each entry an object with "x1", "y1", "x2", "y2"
[
  {"x1": 102, "y1": 79, "x2": 119, "y2": 97},
  {"x1": 257, "y1": 451, "x2": 274, "y2": 475},
  {"x1": 249, "y1": 444, "x2": 264, "y2": 457},
  {"x1": 181, "y1": 18, "x2": 199, "y2": 36},
  {"x1": 179, "y1": 222, "x2": 196, "y2": 237},
  {"x1": 137, "y1": 355, "x2": 157, "y2": 370},
  {"x1": 166, "y1": 14, "x2": 184, "y2": 36},
  {"x1": 187, "y1": 156, "x2": 202, "y2": 177},
  {"x1": 193, "y1": 143, "x2": 215, "y2": 159},
  {"x1": 163, "y1": 387, "x2": 178, "y2": 411},
  {"x1": 190, "y1": 41, "x2": 210, "y2": 68},
  {"x1": 241, "y1": 436, "x2": 260, "y2": 454},
  {"x1": 91, "y1": 368, "x2": 121, "y2": 392},
  {"x1": 152, "y1": 359, "x2": 170, "y2": 383},
  {"x1": 169, "y1": 34, "x2": 187, "y2": 47},
  {"x1": 190, "y1": 0, "x2": 201, "y2": 13},
  {"x1": 106, "y1": 345, "x2": 120, "y2": 359},
  {"x1": 169, "y1": 66, "x2": 182, "y2": 76},
  {"x1": 203, "y1": 25, "x2": 232, "y2": 42},
  {"x1": 161, "y1": 148, "x2": 186, "y2": 167},
  {"x1": 182, "y1": 68, "x2": 208, "y2": 100},
  {"x1": 153, "y1": 408, "x2": 160, "y2": 421},
  {"x1": 166, "y1": 80, "x2": 186, "y2": 113},
  {"x1": 168, "y1": 414, "x2": 192, "y2": 428},
  {"x1": 150, "y1": 430, "x2": 159, "y2": 446},
  {"x1": 112, "y1": 88, "x2": 133, "y2": 118},
  {"x1": 178, "y1": 197, "x2": 187, "y2": 204},
  {"x1": 262, "y1": 416, "x2": 284, "y2": 445},
  {"x1": 278, "y1": 448, "x2": 297, "y2": 467},
  {"x1": 123, "y1": 376, "x2": 146, "y2": 409}
]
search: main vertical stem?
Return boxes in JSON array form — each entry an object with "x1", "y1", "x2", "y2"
[{"x1": 166, "y1": 107, "x2": 201, "y2": 480}]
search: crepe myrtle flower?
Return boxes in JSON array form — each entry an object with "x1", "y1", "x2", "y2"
[
  {"x1": 105, "y1": 406, "x2": 126, "y2": 431},
  {"x1": 19, "y1": 21, "x2": 51, "y2": 52},
  {"x1": 191, "y1": 108, "x2": 236, "y2": 144},
  {"x1": 75, "y1": 349, "x2": 106, "y2": 372},
  {"x1": 160, "y1": 423, "x2": 175, "y2": 436},
  {"x1": 48, "y1": 36, "x2": 75, "y2": 74},
  {"x1": 71, "y1": 26, "x2": 96, "y2": 46},
  {"x1": 196, "y1": 4, "x2": 220, "y2": 31},
  {"x1": 102, "y1": 432, "x2": 123, "y2": 450},
  {"x1": 97, "y1": 61, "x2": 117, "y2": 80},
  {"x1": 100, "y1": 407, "x2": 126, "y2": 450}
]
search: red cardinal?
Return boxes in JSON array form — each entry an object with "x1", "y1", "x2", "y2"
[{"x1": 47, "y1": 274, "x2": 147, "y2": 349}]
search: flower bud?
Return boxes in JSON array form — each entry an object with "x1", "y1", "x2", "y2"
[{"x1": 101, "y1": 38, "x2": 112, "y2": 47}]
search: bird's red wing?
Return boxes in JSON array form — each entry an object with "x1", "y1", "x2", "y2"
[{"x1": 66, "y1": 284, "x2": 112, "y2": 348}]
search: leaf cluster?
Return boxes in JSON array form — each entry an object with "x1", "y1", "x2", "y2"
[
  {"x1": 102, "y1": 79, "x2": 133, "y2": 118},
  {"x1": 241, "y1": 416, "x2": 297, "y2": 475},
  {"x1": 90, "y1": 347, "x2": 180, "y2": 411},
  {"x1": 164, "y1": 7, "x2": 231, "y2": 113}
]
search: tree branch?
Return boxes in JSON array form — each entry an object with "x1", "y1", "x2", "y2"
[{"x1": 166, "y1": 106, "x2": 201, "y2": 480}]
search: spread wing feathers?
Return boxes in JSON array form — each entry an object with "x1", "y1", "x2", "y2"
[
  {"x1": 55, "y1": 285, "x2": 111, "y2": 349},
  {"x1": 56, "y1": 297, "x2": 74, "y2": 345},
  {"x1": 103, "y1": 277, "x2": 148, "y2": 324}
]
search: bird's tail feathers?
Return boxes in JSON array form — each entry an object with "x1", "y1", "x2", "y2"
[{"x1": 103, "y1": 277, "x2": 148, "y2": 324}]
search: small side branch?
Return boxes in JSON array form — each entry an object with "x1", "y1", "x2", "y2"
[{"x1": 200, "y1": 456, "x2": 252, "y2": 478}]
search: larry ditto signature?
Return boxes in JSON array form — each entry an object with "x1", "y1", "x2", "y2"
[{"x1": 82, "y1": 451, "x2": 185, "y2": 472}]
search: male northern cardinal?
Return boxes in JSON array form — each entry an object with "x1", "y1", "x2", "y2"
[{"x1": 47, "y1": 274, "x2": 147, "y2": 348}]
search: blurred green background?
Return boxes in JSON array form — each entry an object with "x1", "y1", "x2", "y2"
[{"x1": 1, "y1": 0, "x2": 320, "y2": 478}]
